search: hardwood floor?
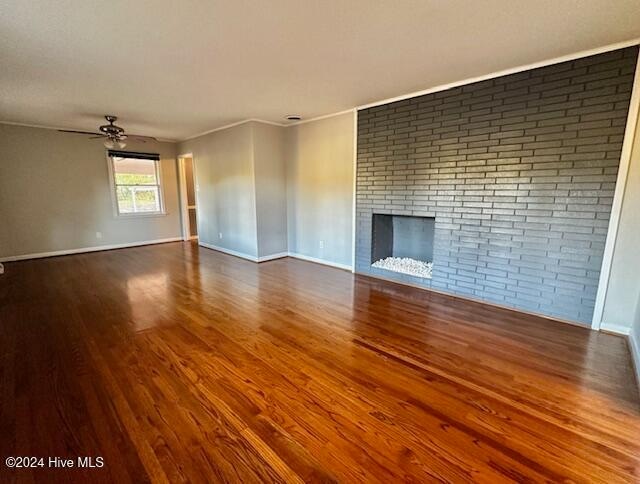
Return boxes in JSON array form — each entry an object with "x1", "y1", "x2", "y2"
[{"x1": 0, "y1": 241, "x2": 638, "y2": 483}]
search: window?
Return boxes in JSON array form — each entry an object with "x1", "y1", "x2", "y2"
[{"x1": 108, "y1": 151, "x2": 165, "y2": 216}]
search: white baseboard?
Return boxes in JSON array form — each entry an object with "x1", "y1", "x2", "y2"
[
  {"x1": 287, "y1": 252, "x2": 353, "y2": 271},
  {"x1": 258, "y1": 252, "x2": 288, "y2": 262},
  {"x1": 629, "y1": 329, "x2": 640, "y2": 395},
  {"x1": 199, "y1": 242, "x2": 287, "y2": 263},
  {"x1": 0, "y1": 237, "x2": 183, "y2": 263},
  {"x1": 599, "y1": 323, "x2": 632, "y2": 336},
  {"x1": 199, "y1": 243, "x2": 353, "y2": 270},
  {"x1": 198, "y1": 242, "x2": 259, "y2": 261}
]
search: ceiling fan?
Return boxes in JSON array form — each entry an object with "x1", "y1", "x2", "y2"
[{"x1": 58, "y1": 115, "x2": 157, "y2": 149}]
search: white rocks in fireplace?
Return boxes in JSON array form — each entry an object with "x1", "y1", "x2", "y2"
[{"x1": 372, "y1": 257, "x2": 432, "y2": 279}]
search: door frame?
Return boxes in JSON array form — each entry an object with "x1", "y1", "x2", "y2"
[{"x1": 177, "y1": 153, "x2": 198, "y2": 241}]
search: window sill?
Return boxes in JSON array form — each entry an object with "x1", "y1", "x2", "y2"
[{"x1": 115, "y1": 212, "x2": 168, "y2": 219}]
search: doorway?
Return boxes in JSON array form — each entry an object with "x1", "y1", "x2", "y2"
[{"x1": 178, "y1": 154, "x2": 198, "y2": 241}]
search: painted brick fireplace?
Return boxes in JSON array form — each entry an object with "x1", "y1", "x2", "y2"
[{"x1": 355, "y1": 46, "x2": 638, "y2": 324}]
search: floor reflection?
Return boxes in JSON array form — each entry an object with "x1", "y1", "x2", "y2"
[{"x1": 126, "y1": 271, "x2": 170, "y2": 331}]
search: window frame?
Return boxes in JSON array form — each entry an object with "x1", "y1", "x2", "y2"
[{"x1": 106, "y1": 151, "x2": 167, "y2": 218}]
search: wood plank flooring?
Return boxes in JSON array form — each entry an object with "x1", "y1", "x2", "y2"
[{"x1": 0, "y1": 241, "x2": 638, "y2": 483}]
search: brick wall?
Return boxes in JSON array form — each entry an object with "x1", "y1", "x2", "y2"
[{"x1": 355, "y1": 47, "x2": 638, "y2": 324}]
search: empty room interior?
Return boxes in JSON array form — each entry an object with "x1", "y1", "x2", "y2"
[{"x1": 2, "y1": 1, "x2": 640, "y2": 482}]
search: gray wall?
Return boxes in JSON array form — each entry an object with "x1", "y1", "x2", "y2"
[
  {"x1": 178, "y1": 121, "x2": 289, "y2": 259},
  {"x1": 179, "y1": 123, "x2": 259, "y2": 257},
  {"x1": 253, "y1": 122, "x2": 288, "y2": 257},
  {"x1": 286, "y1": 112, "x2": 355, "y2": 267},
  {"x1": 356, "y1": 47, "x2": 638, "y2": 325},
  {"x1": 0, "y1": 124, "x2": 181, "y2": 259},
  {"x1": 181, "y1": 114, "x2": 354, "y2": 264}
]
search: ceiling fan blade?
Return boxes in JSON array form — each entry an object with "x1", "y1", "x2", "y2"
[
  {"x1": 58, "y1": 129, "x2": 102, "y2": 136},
  {"x1": 130, "y1": 135, "x2": 158, "y2": 142},
  {"x1": 89, "y1": 135, "x2": 106, "y2": 139}
]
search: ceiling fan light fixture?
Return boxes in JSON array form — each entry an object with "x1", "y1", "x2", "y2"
[
  {"x1": 58, "y1": 116, "x2": 155, "y2": 147},
  {"x1": 103, "y1": 137, "x2": 126, "y2": 149}
]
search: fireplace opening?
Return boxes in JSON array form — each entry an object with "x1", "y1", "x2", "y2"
[{"x1": 371, "y1": 214, "x2": 434, "y2": 278}]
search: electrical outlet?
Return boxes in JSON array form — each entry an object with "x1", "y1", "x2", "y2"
[
  {"x1": 219, "y1": 232, "x2": 223, "y2": 239},
  {"x1": 96, "y1": 231, "x2": 103, "y2": 240},
  {"x1": 319, "y1": 240, "x2": 324, "y2": 249}
]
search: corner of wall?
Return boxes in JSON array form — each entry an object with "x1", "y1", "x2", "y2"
[
  {"x1": 283, "y1": 111, "x2": 355, "y2": 269},
  {"x1": 630, "y1": 329, "x2": 640, "y2": 395},
  {"x1": 249, "y1": 122, "x2": 260, "y2": 257},
  {"x1": 252, "y1": 121, "x2": 288, "y2": 258}
]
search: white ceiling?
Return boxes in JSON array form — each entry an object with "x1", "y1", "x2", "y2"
[{"x1": 1, "y1": 1, "x2": 639, "y2": 141}]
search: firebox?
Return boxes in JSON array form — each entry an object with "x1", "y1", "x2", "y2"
[{"x1": 370, "y1": 214, "x2": 435, "y2": 278}]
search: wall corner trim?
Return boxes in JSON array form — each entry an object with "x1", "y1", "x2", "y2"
[
  {"x1": 629, "y1": 330, "x2": 640, "y2": 395},
  {"x1": 351, "y1": 108, "x2": 358, "y2": 273},
  {"x1": 0, "y1": 237, "x2": 183, "y2": 263},
  {"x1": 591, "y1": 52, "x2": 640, "y2": 330}
]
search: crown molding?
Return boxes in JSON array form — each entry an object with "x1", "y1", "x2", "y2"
[
  {"x1": 0, "y1": 120, "x2": 76, "y2": 132},
  {"x1": 356, "y1": 38, "x2": 640, "y2": 110},
  {"x1": 180, "y1": 112, "x2": 358, "y2": 141},
  {"x1": 181, "y1": 39, "x2": 640, "y2": 139},
  {"x1": 285, "y1": 109, "x2": 355, "y2": 127},
  {"x1": 181, "y1": 118, "x2": 287, "y2": 141}
]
